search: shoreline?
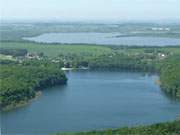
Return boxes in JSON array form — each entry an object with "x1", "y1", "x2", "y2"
[{"x1": 1, "y1": 91, "x2": 42, "y2": 112}]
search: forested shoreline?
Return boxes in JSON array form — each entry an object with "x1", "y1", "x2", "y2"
[
  {"x1": 159, "y1": 56, "x2": 180, "y2": 97},
  {"x1": 0, "y1": 60, "x2": 67, "y2": 110},
  {"x1": 88, "y1": 54, "x2": 180, "y2": 98}
]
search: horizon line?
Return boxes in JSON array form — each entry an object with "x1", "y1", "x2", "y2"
[{"x1": 1, "y1": 19, "x2": 180, "y2": 24}]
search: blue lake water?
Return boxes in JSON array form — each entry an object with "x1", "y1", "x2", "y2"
[
  {"x1": 24, "y1": 32, "x2": 180, "y2": 46},
  {"x1": 1, "y1": 71, "x2": 180, "y2": 134}
]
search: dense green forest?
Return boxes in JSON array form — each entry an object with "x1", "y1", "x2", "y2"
[
  {"x1": 160, "y1": 56, "x2": 180, "y2": 97},
  {"x1": 0, "y1": 60, "x2": 67, "y2": 110},
  {"x1": 57, "y1": 120, "x2": 180, "y2": 135},
  {"x1": 0, "y1": 48, "x2": 28, "y2": 56},
  {"x1": 88, "y1": 53, "x2": 158, "y2": 71}
]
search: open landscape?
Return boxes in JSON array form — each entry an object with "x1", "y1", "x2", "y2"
[
  {"x1": 1, "y1": 0, "x2": 180, "y2": 135},
  {"x1": 1, "y1": 22, "x2": 180, "y2": 135}
]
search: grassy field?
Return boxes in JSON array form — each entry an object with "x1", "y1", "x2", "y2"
[
  {"x1": 129, "y1": 47, "x2": 180, "y2": 55},
  {"x1": 0, "y1": 54, "x2": 16, "y2": 61},
  {"x1": 0, "y1": 41, "x2": 113, "y2": 58},
  {"x1": 1, "y1": 41, "x2": 180, "y2": 58}
]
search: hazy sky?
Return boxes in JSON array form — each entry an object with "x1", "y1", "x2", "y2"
[{"x1": 1, "y1": 0, "x2": 180, "y2": 22}]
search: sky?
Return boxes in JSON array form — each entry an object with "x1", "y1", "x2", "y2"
[{"x1": 1, "y1": 0, "x2": 180, "y2": 22}]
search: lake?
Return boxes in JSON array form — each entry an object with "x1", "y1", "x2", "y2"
[
  {"x1": 1, "y1": 71, "x2": 180, "y2": 134},
  {"x1": 24, "y1": 32, "x2": 180, "y2": 46}
]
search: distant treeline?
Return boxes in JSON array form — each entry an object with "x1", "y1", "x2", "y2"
[
  {"x1": 88, "y1": 54, "x2": 158, "y2": 72},
  {"x1": 0, "y1": 48, "x2": 28, "y2": 56},
  {"x1": 0, "y1": 59, "x2": 18, "y2": 65}
]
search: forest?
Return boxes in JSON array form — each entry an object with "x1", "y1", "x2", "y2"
[
  {"x1": 0, "y1": 59, "x2": 67, "y2": 110},
  {"x1": 0, "y1": 48, "x2": 28, "y2": 56},
  {"x1": 160, "y1": 56, "x2": 180, "y2": 97},
  {"x1": 88, "y1": 53, "x2": 158, "y2": 72}
]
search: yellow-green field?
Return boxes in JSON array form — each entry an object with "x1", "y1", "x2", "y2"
[
  {"x1": 0, "y1": 41, "x2": 112, "y2": 58},
  {"x1": 1, "y1": 41, "x2": 180, "y2": 58},
  {"x1": 0, "y1": 54, "x2": 16, "y2": 61}
]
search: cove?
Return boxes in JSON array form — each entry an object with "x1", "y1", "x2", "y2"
[
  {"x1": 24, "y1": 32, "x2": 180, "y2": 46},
  {"x1": 1, "y1": 71, "x2": 180, "y2": 134}
]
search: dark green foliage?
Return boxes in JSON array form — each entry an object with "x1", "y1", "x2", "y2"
[
  {"x1": 0, "y1": 48, "x2": 28, "y2": 56},
  {"x1": 57, "y1": 120, "x2": 180, "y2": 135},
  {"x1": 0, "y1": 60, "x2": 67, "y2": 109},
  {"x1": 89, "y1": 54, "x2": 158, "y2": 72},
  {"x1": 0, "y1": 59, "x2": 18, "y2": 65},
  {"x1": 160, "y1": 56, "x2": 180, "y2": 97}
]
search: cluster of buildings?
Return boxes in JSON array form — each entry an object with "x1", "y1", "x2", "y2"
[{"x1": 151, "y1": 27, "x2": 170, "y2": 31}]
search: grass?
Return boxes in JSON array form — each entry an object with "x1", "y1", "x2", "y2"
[
  {"x1": 1, "y1": 41, "x2": 180, "y2": 59},
  {"x1": 0, "y1": 41, "x2": 112, "y2": 58},
  {"x1": 0, "y1": 54, "x2": 16, "y2": 61},
  {"x1": 126, "y1": 47, "x2": 180, "y2": 55}
]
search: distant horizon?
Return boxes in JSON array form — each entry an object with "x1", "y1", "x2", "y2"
[
  {"x1": 1, "y1": 18, "x2": 180, "y2": 24},
  {"x1": 1, "y1": 0, "x2": 180, "y2": 23}
]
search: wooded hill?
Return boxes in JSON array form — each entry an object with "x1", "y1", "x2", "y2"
[{"x1": 0, "y1": 60, "x2": 67, "y2": 110}]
